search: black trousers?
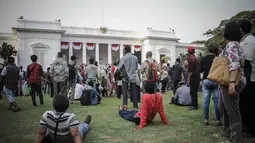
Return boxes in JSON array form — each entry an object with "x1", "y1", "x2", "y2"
[
  {"x1": 240, "y1": 81, "x2": 255, "y2": 136},
  {"x1": 173, "y1": 80, "x2": 180, "y2": 95},
  {"x1": 122, "y1": 81, "x2": 137, "y2": 108},
  {"x1": 161, "y1": 77, "x2": 169, "y2": 93},
  {"x1": 190, "y1": 80, "x2": 199, "y2": 108},
  {"x1": 30, "y1": 83, "x2": 44, "y2": 106}
]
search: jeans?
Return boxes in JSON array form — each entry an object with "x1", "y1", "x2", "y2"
[
  {"x1": 202, "y1": 79, "x2": 220, "y2": 120},
  {"x1": 3, "y1": 86, "x2": 15, "y2": 103},
  {"x1": 219, "y1": 82, "x2": 245, "y2": 143},
  {"x1": 122, "y1": 81, "x2": 137, "y2": 107},
  {"x1": 190, "y1": 80, "x2": 199, "y2": 108},
  {"x1": 30, "y1": 83, "x2": 44, "y2": 106},
  {"x1": 78, "y1": 122, "x2": 89, "y2": 138}
]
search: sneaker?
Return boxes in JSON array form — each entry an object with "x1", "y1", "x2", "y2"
[
  {"x1": 188, "y1": 106, "x2": 198, "y2": 110},
  {"x1": 12, "y1": 107, "x2": 20, "y2": 112},
  {"x1": 204, "y1": 120, "x2": 209, "y2": 125},
  {"x1": 84, "y1": 115, "x2": 92, "y2": 125},
  {"x1": 216, "y1": 120, "x2": 222, "y2": 126}
]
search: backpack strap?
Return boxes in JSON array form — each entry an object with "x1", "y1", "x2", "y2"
[{"x1": 53, "y1": 113, "x2": 64, "y2": 142}]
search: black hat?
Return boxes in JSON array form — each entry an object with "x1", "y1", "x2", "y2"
[{"x1": 71, "y1": 55, "x2": 77, "y2": 60}]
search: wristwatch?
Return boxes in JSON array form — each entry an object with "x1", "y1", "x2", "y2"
[{"x1": 229, "y1": 81, "x2": 235, "y2": 83}]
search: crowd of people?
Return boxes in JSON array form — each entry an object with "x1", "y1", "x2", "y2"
[{"x1": 0, "y1": 19, "x2": 254, "y2": 143}]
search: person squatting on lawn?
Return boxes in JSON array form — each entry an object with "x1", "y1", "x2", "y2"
[
  {"x1": 27, "y1": 55, "x2": 44, "y2": 107},
  {"x1": 0, "y1": 57, "x2": 20, "y2": 112},
  {"x1": 119, "y1": 82, "x2": 168, "y2": 129},
  {"x1": 199, "y1": 43, "x2": 221, "y2": 126},
  {"x1": 170, "y1": 81, "x2": 191, "y2": 106},
  {"x1": 35, "y1": 94, "x2": 92, "y2": 143}
]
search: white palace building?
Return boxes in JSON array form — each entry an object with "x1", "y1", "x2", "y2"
[{"x1": 0, "y1": 19, "x2": 204, "y2": 70}]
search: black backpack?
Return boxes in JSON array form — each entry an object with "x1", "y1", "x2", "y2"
[
  {"x1": 80, "y1": 90, "x2": 92, "y2": 106},
  {"x1": 68, "y1": 64, "x2": 76, "y2": 80}
]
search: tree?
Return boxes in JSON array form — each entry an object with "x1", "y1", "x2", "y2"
[
  {"x1": 204, "y1": 10, "x2": 255, "y2": 47},
  {"x1": 0, "y1": 42, "x2": 15, "y2": 65}
]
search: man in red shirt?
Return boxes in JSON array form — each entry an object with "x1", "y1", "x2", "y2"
[
  {"x1": 187, "y1": 47, "x2": 200, "y2": 110},
  {"x1": 119, "y1": 82, "x2": 168, "y2": 129},
  {"x1": 27, "y1": 55, "x2": 44, "y2": 107}
]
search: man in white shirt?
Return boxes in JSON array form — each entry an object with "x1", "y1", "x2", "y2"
[{"x1": 238, "y1": 19, "x2": 255, "y2": 137}]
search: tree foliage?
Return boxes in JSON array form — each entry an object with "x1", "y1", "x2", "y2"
[
  {"x1": 0, "y1": 42, "x2": 15, "y2": 61},
  {"x1": 204, "y1": 10, "x2": 255, "y2": 47}
]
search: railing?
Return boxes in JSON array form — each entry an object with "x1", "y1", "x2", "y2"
[{"x1": 17, "y1": 19, "x2": 61, "y2": 30}]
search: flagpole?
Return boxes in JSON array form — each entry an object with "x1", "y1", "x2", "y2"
[{"x1": 102, "y1": 3, "x2": 104, "y2": 26}]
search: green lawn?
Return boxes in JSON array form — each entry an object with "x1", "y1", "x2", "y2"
[{"x1": 0, "y1": 92, "x2": 254, "y2": 143}]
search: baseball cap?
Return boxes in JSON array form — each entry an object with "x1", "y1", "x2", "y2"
[{"x1": 187, "y1": 46, "x2": 195, "y2": 52}]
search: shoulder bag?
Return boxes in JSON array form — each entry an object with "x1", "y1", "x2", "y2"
[
  {"x1": 207, "y1": 44, "x2": 242, "y2": 86},
  {"x1": 42, "y1": 113, "x2": 64, "y2": 143}
]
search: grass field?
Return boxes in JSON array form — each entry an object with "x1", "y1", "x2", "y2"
[{"x1": 0, "y1": 92, "x2": 254, "y2": 143}]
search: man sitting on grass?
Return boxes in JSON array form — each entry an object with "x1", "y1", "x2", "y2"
[
  {"x1": 170, "y1": 81, "x2": 191, "y2": 106},
  {"x1": 35, "y1": 94, "x2": 92, "y2": 143},
  {"x1": 119, "y1": 82, "x2": 169, "y2": 129}
]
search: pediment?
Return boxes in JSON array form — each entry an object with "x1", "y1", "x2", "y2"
[{"x1": 31, "y1": 42, "x2": 50, "y2": 48}]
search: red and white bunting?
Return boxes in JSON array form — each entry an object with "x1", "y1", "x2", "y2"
[
  {"x1": 111, "y1": 44, "x2": 119, "y2": 51},
  {"x1": 134, "y1": 45, "x2": 141, "y2": 51},
  {"x1": 61, "y1": 42, "x2": 69, "y2": 49},
  {"x1": 87, "y1": 43, "x2": 95, "y2": 50},
  {"x1": 73, "y1": 42, "x2": 82, "y2": 50}
]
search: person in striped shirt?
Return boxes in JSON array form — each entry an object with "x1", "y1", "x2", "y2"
[{"x1": 35, "y1": 94, "x2": 92, "y2": 143}]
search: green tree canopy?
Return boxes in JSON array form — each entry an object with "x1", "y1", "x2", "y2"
[
  {"x1": 203, "y1": 10, "x2": 255, "y2": 47},
  {"x1": 0, "y1": 42, "x2": 15, "y2": 65}
]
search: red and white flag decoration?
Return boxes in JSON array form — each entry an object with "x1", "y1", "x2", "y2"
[
  {"x1": 111, "y1": 44, "x2": 119, "y2": 51},
  {"x1": 73, "y1": 42, "x2": 82, "y2": 50},
  {"x1": 61, "y1": 42, "x2": 69, "y2": 49},
  {"x1": 87, "y1": 43, "x2": 95, "y2": 50},
  {"x1": 134, "y1": 45, "x2": 141, "y2": 51}
]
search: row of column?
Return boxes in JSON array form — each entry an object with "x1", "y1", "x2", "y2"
[{"x1": 67, "y1": 42, "x2": 136, "y2": 64}]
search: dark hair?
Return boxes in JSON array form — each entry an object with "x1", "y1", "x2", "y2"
[
  {"x1": 224, "y1": 21, "x2": 242, "y2": 42},
  {"x1": 20, "y1": 66, "x2": 23, "y2": 70},
  {"x1": 144, "y1": 82, "x2": 156, "y2": 94},
  {"x1": 94, "y1": 61, "x2": 98, "y2": 66},
  {"x1": 167, "y1": 63, "x2": 170, "y2": 66},
  {"x1": 89, "y1": 57, "x2": 95, "y2": 64},
  {"x1": 71, "y1": 55, "x2": 76, "y2": 61},
  {"x1": 8, "y1": 57, "x2": 15, "y2": 63},
  {"x1": 57, "y1": 52, "x2": 63, "y2": 58},
  {"x1": 30, "y1": 55, "x2": 38, "y2": 62},
  {"x1": 207, "y1": 42, "x2": 219, "y2": 56},
  {"x1": 113, "y1": 62, "x2": 117, "y2": 66},
  {"x1": 88, "y1": 81, "x2": 93, "y2": 87},
  {"x1": 238, "y1": 19, "x2": 252, "y2": 35},
  {"x1": 47, "y1": 67, "x2": 50, "y2": 71},
  {"x1": 124, "y1": 45, "x2": 131, "y2": 53},
  {"x1": 176, "y1": 58, "x2": 180, "y2": 63},
  {"x1": 53, "y1": 94, "x2": 69, "y2": 112}
]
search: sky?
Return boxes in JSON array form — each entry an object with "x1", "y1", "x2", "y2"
[{"x1": 0, "y1": 0, "x2": 254, "y2": 43}]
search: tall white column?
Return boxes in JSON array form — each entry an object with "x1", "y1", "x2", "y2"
[
  {"x1": 131, "y1": 45, "x2": 135, "y2": 54},
  {"x1": 120, "y1": 44, "x2": 124, "y2": 58},
  {"x1": 83, "y1": 42, "x2": 86, "y2": 64},
  {"x1": 95, "y1": 43, "x2": 99, "y2": 63},
  {"x1": 108, "y1": 44, "x2": 112, "y2": 64},
  {"x1": 69, "y1": 42, "x2": 73, "y2": 60}
]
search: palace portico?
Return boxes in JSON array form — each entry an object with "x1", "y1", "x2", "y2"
[{"x1": 0, "y1": 19, "x2": 204, "y2": 70}]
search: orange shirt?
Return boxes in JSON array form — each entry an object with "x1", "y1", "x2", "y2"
[{"x1": 136, "y1": 93, "x2": 168, "y2": 129}]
